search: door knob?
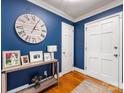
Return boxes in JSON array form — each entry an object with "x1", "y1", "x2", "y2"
[
  {"x1": 114, "y1": 46, "x2": 118, "y2": 49},
  {"x1": 114, "y1": 54, "x2": 118, "y2": 57},
  {"x1": 63, "y1": 52, "x2": 65, "y2": 54}
]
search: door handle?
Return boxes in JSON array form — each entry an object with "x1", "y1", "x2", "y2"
[
  {"x1": 114, "y1": 46, "x2": 118, "y2": 49},
  {"x1": 114, "y1": 54, "x2": 118, "y2": 57},
  {"x1": 63, "y1": 52, "x2": 66, "y2": 54}
]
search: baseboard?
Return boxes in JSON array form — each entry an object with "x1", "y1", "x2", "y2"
[
  {"x1": 7, "y1": 84, "x2": 29, "y2": 93},
  {"x1": 73, "y1": 67, "x2": 87, "y2": 75},
  {"x1": 59, "y1": 72, "x2": 64, "y2": 77}
]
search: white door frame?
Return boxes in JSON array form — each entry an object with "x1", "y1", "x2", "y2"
[
  {"x1": 84, "y1": 12, "x2": 123, "y2": 88},
  {"x1": 61, "y1": 22, "x2": 74, "y2": 76}
]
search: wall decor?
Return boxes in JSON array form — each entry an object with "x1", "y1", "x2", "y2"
[
  {"x1": 15, "y1": 14, "x2": 47, "y2": 44},
  {"x1": 47, "y1": 45, "x2": 57, "y2": 60},
  {"x1": 29, "y1": 51, "x2": 43, "y2": 62},
  {"x1": 21, "y1": 55, "x2": 30, "y2": 65},
  {"x1": 2, "y1": 50, "x2": 21, "y2": 68},
  {"x1": 44, "y1": 53, "x2": 51, "y2": 62}
]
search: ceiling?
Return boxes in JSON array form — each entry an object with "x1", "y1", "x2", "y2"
[{"x1": 28, "y1": 0, "x2": 122, "y2": 22}]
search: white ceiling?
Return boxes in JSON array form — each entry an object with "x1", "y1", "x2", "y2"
[{"x1": 28, "y1": 0, "x2": 122, "y2": 22}]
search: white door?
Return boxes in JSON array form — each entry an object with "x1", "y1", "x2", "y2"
[
  {"x1": 62, "y1": 22, "x2": 74, "y2": 75},
  {"x1": 85, "y1": 15, "x2": 121, "y2": 87}
]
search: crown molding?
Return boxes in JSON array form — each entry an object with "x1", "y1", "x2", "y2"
[
  {"x1": 27, "y1": 0, "x2": 122, "y2": 23},
  {"x1": 74, "y1": 0, "x2": 123, "y2": 22},
  {"x1": 27, "y1": 0, "x2": 74, "y2": 22}
]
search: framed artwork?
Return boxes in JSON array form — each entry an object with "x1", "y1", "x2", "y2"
[
  {"x1": 2, "y1": 50, "x2": 21, "y2": 68},
  {"x1": 29, "y1": 51, "x2": 43, "y2": 63},
  {"x1": 44, "y1": 53, "x2": 51, "y2": 62},
  {"x1": 21, "y1": 55, "x2": 29, "y2": 65}
]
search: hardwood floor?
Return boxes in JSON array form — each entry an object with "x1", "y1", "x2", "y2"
[{"x1": 41, "y1": 71, "x2": 123, "y2": 93}]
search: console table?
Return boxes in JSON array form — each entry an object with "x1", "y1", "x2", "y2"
[{"x1": 2, "y1": 59, "x2": 59, "y2": 93}]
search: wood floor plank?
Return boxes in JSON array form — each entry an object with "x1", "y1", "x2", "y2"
[{"x1": 41, "y1": 71, "x2": 123, "y2": 93}]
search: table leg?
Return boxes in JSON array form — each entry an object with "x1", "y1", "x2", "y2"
[{"x1": 2, "y1": 73, "x2": 7, "y2": 93}]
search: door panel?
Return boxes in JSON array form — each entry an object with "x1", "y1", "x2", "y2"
[
  {"x1": 62, "y1": 22, "x2": 74, "y2": 75},
  {"x1": 85, "y1": 16, "x2": 120, "y2": 87}
]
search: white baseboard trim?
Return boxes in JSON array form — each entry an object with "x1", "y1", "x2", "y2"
[
  {"x1": 73, "y1": 67, "x2": 87, "y2": 75},
  {"x1": 59, "y1": 72, "x2": 64, "y2": 77},
  {"x1": 7, "y1": 84, "x2": 29, "y2": 93}
]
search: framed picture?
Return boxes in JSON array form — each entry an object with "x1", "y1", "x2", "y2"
[
  {"x1": 2, "y1": 50, "x2": 21, "y2": 68},
  {"x1": 29, "y1": 51, "x2": 43, "y2": 63},
  {"x1": 44, "y1": 53, "x2": 52, "y2": 62},
  {"x1": 21, "y1": 55, "x2": 29, "y2": 65}
]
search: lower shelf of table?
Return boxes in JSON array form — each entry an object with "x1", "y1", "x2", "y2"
[{"x1": 17, "y1": 77, "x2": 58, "y2": 93}]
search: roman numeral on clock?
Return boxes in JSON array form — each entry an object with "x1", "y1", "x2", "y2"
[
  {"x1": 18, "y1": 30, "x2": 26, "y2": 37},
  {"x1": 31, "y1": 15, "x2": 36, "y2": 21},
  {"x1": 40, "y1": 25, "x2": 44, "y2": 27},
  {"x1": 16, "y1": 26, "x2": 23, "y2": 29},
  {"x1": 24, "y1": 15, "x2": 29, "y2": 20},
  {"x1": 32, "y1": 38, "x2": 36, "y2": 43},
  {"x1": 25, "y1": 35, "x2": 31, "y2": 42},
  {"x1": 41, "y1": 33, "x2": 45, "y2": 38},
  {"x1": 18, "y1": 30, "x2": 25, "y2": 35},
  {"x1": 42, "y1": 30, "x2": 46, "y2": 32}
]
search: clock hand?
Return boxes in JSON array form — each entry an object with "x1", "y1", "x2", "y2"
[{"x1": 31, "y1": 20, "x2": 40, "y2": 33}]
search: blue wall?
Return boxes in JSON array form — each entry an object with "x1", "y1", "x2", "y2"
[
  {"x1": 1, "y1": 0, "x2": 73, "y2": 91},
  {"x1": 74, "y1": 5, "x2": 123, "y2": 69}
]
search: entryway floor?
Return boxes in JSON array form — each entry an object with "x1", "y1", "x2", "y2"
[{"x1": 41, "y1": 71, "x2": 123, "y2": 93}]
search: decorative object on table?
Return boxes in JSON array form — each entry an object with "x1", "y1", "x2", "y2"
[
  {"x1": 21, "y1": 55, "x2": 29, "y2": 65},
  {"x1": 47, "y1": 45, "x2": 57, "y2": 60},
  {"x1": 29, "y1": 51, "x2": 43, "y2": 63},
  {"x1": 2, "y1": 50, "x2": 21, "y2": 68},
  {"x1": 15, "y1": 14, "x2": 47, "y2": 44},
  {"x1": 44, "y1": 53, "x2": 51, "y2": 62},
  {"x1": 31, "y1": 74, "x2": 43, "y2": 88}
]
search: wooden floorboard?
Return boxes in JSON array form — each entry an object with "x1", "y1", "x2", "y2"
[{"x1": 41, "y1": 71, "x2": 123, "y2": 93}]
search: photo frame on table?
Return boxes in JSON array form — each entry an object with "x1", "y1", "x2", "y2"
[
  {"x1": 2, "y1": 50, "x2": 21, "y2": 68},
  {"x1": 21, "y1": 55, "x2": 30, "y2": 65},
  {"x1": 44, "y1": 53, "x2": 52, "y2": 62},
  {"x1": 29, "y1": 51, "x2": 43, "y2": 63}
]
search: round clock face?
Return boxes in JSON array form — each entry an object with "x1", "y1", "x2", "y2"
[{"x1": 15, "y1": 14, "x2": 47, "y2": 44}]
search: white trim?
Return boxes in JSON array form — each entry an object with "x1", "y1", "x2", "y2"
[
  {"x1": 59, "y1": 72, "x2": 64, "y2": 77},
  {"x1": 7, "y1": 84, "x2": 29, "y2": 93},
  {"x1": 27, "y1": 0, "x2": 122, "y2": 22},
  {"x1": 84, "y1": 12, "x2": 123, "y2": 89},
  {"x1": 118, "y1": 12, "x2": 123, "y2": 89},
  {"x1": 27, "y1": 0, "x2": 74, "y2": 22},
  {"x1": 74, "y1": 0, "x2": 122, "y2": 22},
  {"x1": 73, "y1": 67, "x2": 86, "y2": 75}
]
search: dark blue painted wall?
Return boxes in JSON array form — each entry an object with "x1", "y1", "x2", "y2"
[
  {"x1": 74, "y1": 5, "x2": 123, "y2": 69},
  {"x1": 1, "y1": 0, "x2": 73, "y2": 91}
]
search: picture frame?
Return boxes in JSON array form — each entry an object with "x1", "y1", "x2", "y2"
[
  {"x1": 29, "y1": 51, "x2": 43, "y2": 63},
  {"x1": 44, "y1": 53, "x2": 52, "y2": 62},
  {"x1": 21, "y1": 55, "x2": 30, "y2": 65},
  {"x1": 2, "y1": 50, "x2": 21, "y2": 68}
]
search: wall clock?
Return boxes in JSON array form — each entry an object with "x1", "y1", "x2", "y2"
[{"x1": 15, "y1": 14, "x2": 47, "y2": 44}]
